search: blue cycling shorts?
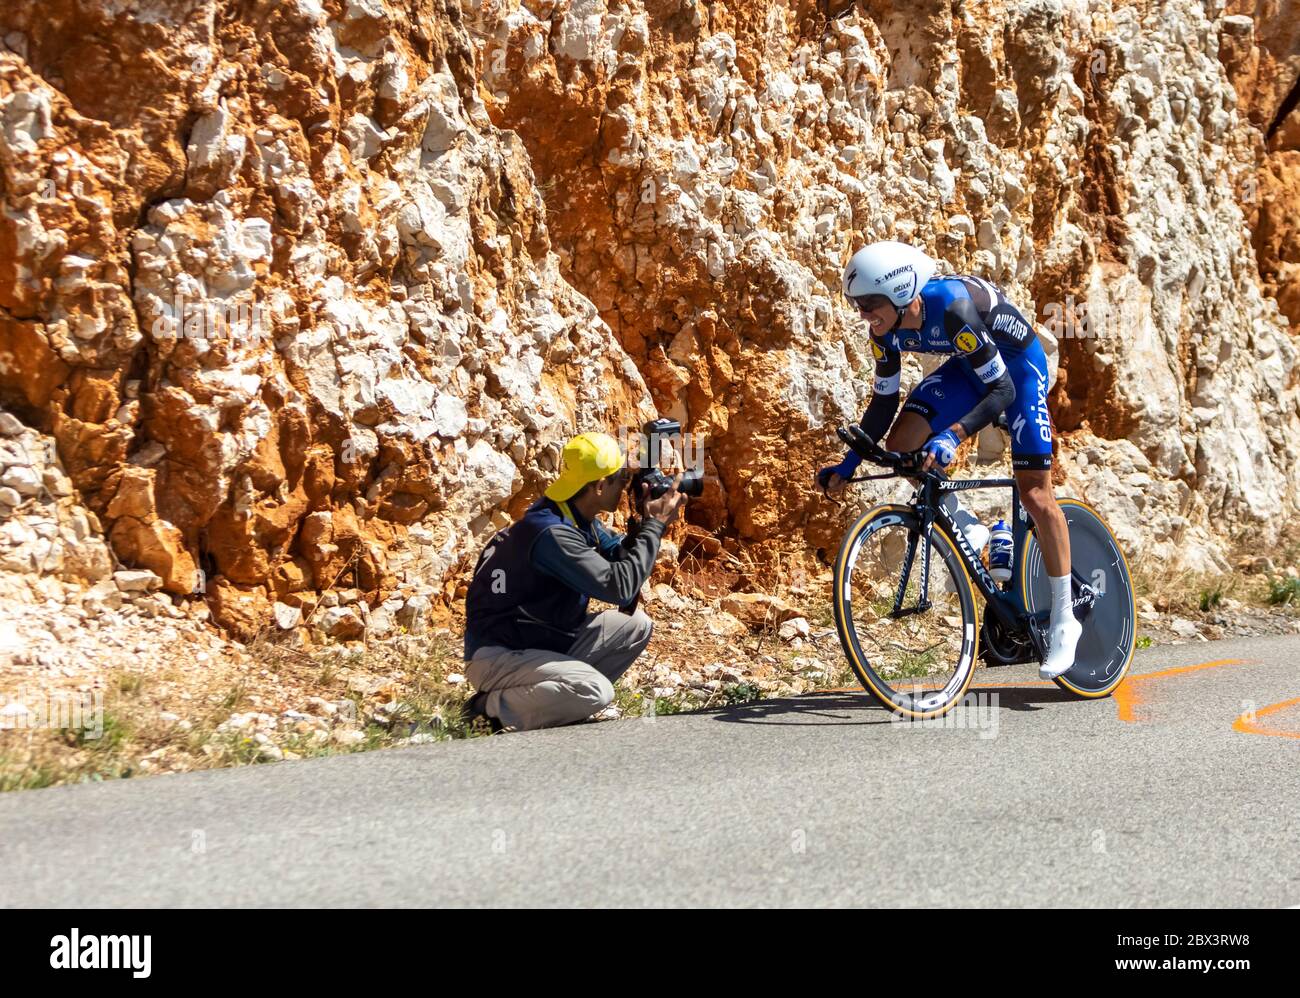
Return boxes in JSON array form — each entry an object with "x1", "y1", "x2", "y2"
[{"x1": 900, "y1": 337, "x2": 1054, "y2": 470}]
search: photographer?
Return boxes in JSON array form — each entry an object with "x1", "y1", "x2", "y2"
[{"x1": 462, "y1": 432, "x2": 686, "y2": 732}]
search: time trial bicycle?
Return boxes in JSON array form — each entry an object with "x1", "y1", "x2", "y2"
[{"x1": 827, "y1": 424, "x2": 1136, "y2": 720}]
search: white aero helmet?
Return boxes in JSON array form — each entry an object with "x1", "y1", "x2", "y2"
[{"x1": 842, "y1": 241, "x2": 937, "y2": 308}]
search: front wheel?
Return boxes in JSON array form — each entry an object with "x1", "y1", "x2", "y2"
[
  {"x1": 832, "y1": 504, "x2": 981, "y2": 719},
  {"x1": 1019, "y1": 498, "x2": 1137, "y2": 697}
]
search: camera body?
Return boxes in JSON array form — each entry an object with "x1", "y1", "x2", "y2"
[{"x1": 630, "y1": 418, "x2": 705, "y2": 512}]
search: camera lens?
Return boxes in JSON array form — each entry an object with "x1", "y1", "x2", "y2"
[{"x1": 677, "y1": 471, "x2": 705, "y2": 498}]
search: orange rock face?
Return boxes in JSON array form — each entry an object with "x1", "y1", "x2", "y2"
[
  {"x1": 1, "y1": 0, "x2": 1299, "y2": 637},
  {"x1": 1222, "y1": 2, "x2": 1300, "y2": 324},
  {"x1": 1, "y1": 0, "x2": 653, "y2": 634},
  {"x1": 466, "y1": 0, "x2": 1300, "y2": 571}
]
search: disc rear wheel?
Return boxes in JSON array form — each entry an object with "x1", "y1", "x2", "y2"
[{"x1": 1020, "y1": 499, "x2": 1136, "y2": 697}]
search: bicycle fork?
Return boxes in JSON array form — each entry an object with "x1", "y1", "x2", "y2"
[
  {"x1": 889, "y1": 482, "x2": 949, "y2": 620},
  {"x1": 889, "y1": 524, "x2": 933, "y2": 618}
]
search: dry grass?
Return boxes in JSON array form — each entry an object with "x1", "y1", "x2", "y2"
[
  {"x1": 1, "y1": 662, "x2": 250, "y2": 791},
  {"x1": 639, "y1": 542, "x2": 860, "y2": 702},
  {"x1": 1128, "y1": 557, "x2": 1279, "y2": 616},
  {"x1": 0, "y1": 628, "x2": 490, "y2": 792}
]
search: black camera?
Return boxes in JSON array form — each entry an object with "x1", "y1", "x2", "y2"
[{"x1": 630, "y1": 418, "x2": 705, "y2": 512}]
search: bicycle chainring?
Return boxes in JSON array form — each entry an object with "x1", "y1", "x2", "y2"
[{"x1": 980, "y1": 606, "x2": 1035, "y2": 665}]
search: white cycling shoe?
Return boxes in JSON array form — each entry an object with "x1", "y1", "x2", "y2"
[{"x1": 1039, "y1": 617, "x2": 1082, "y2": 679}]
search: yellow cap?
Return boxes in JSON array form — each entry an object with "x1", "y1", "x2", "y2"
[{"x1": 544, "y1": 432, "x2": 626, "y2": 501}]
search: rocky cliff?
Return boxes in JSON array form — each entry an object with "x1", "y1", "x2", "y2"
[{"x1": 1, "y1": 0, "x2": 1298, "y2": 640}]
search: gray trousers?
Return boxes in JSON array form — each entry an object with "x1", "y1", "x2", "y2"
[{"x1": 465, "y1": 608, "x2": 654, "y2": 731}]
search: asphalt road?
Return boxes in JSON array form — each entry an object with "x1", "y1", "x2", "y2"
[{"x1": 1, "y1": 634, "x2": 1297, "y2": 907}]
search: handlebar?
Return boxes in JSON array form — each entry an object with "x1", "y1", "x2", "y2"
[{"x1": 835, "y1": 425, "x2": 925, "y2": 472}]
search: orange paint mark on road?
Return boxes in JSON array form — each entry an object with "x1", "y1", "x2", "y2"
[
  {"x1": 1232, "y1": 697, "x2": 1300, "y2": 741},
  {"x1": 1114, "y1": 659, "x2": 1251, "y2": 723}
]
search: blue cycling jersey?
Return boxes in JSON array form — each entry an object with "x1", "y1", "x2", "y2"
[
  {"x1": 874, "y1": 274, "x2": 1038, "y2": 361},
  {"x1": 855, "y1": 274, "x2": 1053, "y2": 470}
]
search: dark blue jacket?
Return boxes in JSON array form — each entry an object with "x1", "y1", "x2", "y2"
[{"x1": 463, "y1": 497, "x2": 665, "y2": 659}]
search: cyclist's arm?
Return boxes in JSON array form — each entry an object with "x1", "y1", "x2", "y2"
[
  {"x1": 825, "y1": 340, "x2": 901, "y2": 480},
  {"x1": 944, "y1": 298, "x2": 1015, "y2": 440},
  {"x1": 860, "y1": 342, "x2": 902, "y2": 443}
]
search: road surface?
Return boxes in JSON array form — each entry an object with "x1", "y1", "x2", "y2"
[{"x1": 1, "y1": 634, "x2": 1297, "y2": 907}]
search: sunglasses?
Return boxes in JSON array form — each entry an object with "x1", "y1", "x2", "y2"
[{"x1": 849, "y1": 293, "x2": 894, "y2": 313}]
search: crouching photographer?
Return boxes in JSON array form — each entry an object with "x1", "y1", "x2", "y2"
[{"x1": 463, "y1": 429, "x2": 693, "y2": 732}]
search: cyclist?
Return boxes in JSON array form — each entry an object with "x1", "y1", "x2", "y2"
[{"x1": 817, "y1": 240, "x2": 1081, "y2": 677}]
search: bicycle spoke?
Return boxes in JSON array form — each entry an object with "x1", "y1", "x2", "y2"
[{"x1": 844, "y1": 519, "x2": 969, "y2": 693}]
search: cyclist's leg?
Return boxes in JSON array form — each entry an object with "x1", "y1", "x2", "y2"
[
  {"x1": 884, "y1": 411, "x2": 931, "y2": 452},
  {"x1": 891, "y1": 357, "x2": 982, "y2": 454},
  {"x1": 1004, "y1": 342, "x2": 1079, "y2": 673},
  {"x1": 1003, "y1": 346, "x2": 1069, "y2": 575},
  {"x1": 1015, "y1": 467, "x2": 1069, "y2": 576},
  {"x1": 893, "y1": 360, "x2": 988, "y2": 572}
]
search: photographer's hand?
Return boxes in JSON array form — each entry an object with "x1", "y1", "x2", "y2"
[{"x1": 643, "y1": 479, "x2": 686, "y2": 525}]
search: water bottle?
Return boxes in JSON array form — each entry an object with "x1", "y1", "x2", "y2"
[{"x1": 989, "y1": 519, "x2": 1013, "y2": 583}]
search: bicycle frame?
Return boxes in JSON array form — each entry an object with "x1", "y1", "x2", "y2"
[
  {"x1": 847, "y1": 470, "x2": 1048, "y2": 652},
  {"x1": 913, "y1": 474, "x2": 1032, "y2": 633},
  {"x1": 834, "y1": 426, "x2": 1096, "y2": 659},
  {"x1": 907, "y1": 473, "x2": 1101, "y2": 657}
]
